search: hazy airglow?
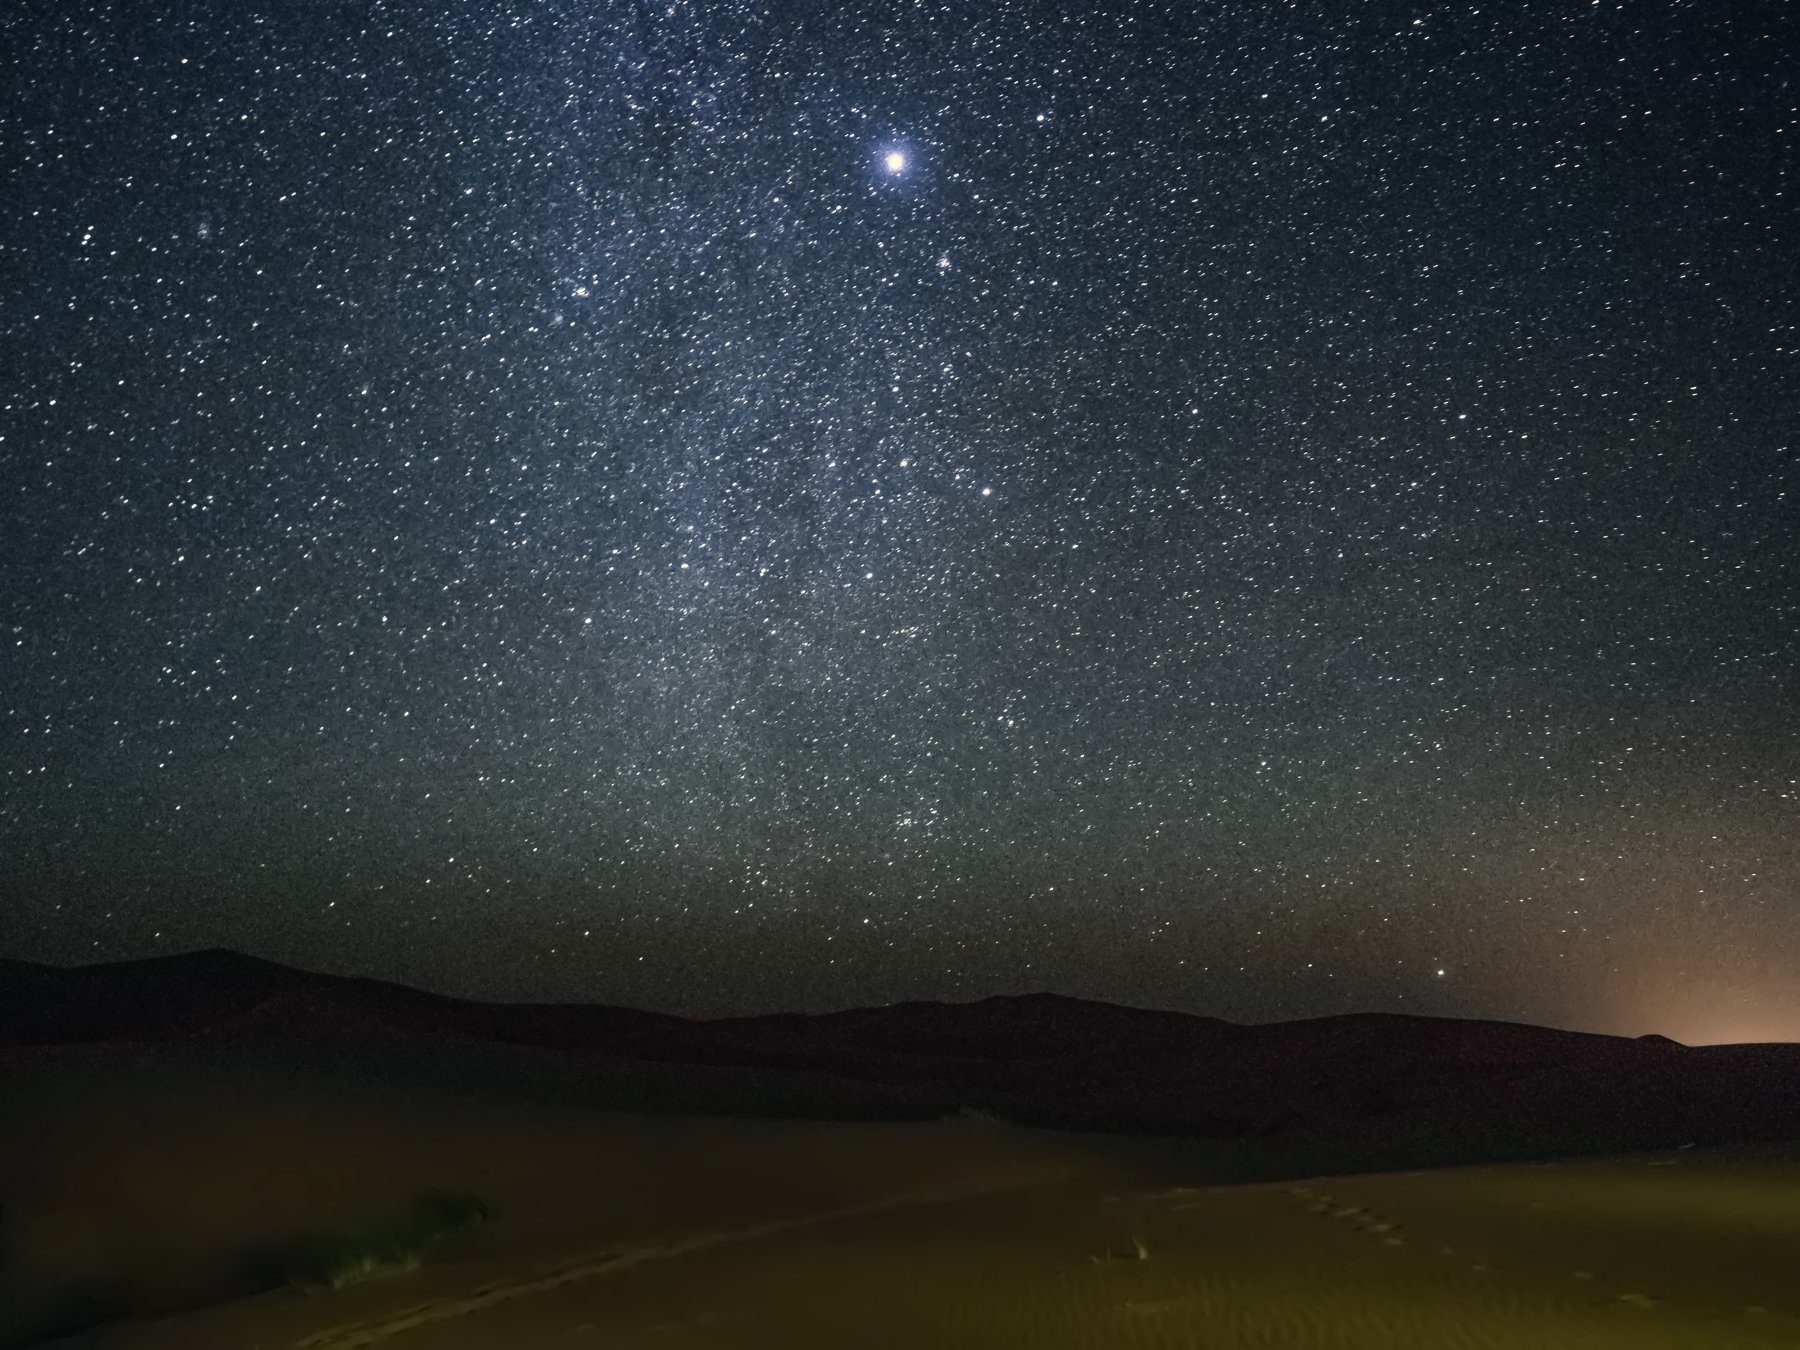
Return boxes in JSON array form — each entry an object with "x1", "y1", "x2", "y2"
[{"x1": 1600, "y1": 956, "x2": 1800, "y2": 1045}]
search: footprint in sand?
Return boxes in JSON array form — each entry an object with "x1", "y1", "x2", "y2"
[{"x1": 1126, "y1": 1295, "x2": 1201, "y2": 1317}]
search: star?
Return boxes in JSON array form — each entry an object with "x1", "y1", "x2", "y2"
[{"x1": 4, "y1": 0, "x2": 1788, "y2": 1038}]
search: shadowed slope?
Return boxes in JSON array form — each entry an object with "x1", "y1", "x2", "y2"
[{"x1": 4, "y1": 950, "x2": 1798, "y2": 1158}]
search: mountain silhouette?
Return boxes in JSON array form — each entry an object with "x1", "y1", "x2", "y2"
[{"x1": 5, "y1": 950, "x2": 1798, "y2": 1161}]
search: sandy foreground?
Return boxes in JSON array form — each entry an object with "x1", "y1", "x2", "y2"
[{"x1": 6, "y1": 1046, "x2": 1800, "y2": 1350}]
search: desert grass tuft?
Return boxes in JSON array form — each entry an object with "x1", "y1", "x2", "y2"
[{"x1": 290, "y1": 1190, "x2": 491, "y2": 1292}]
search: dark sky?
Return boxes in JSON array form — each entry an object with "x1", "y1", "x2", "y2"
[{"x1": 3, "y1": 0, "x2": 1795, "y2": 1040}]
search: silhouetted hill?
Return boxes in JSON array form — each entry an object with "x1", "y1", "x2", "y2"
[
  {"x1": 0, "y1": 948, "x2": 688, "y2": 1049},
  {"x1": 5, "y1": 950, "x2": 1799, "y2": 1160}
]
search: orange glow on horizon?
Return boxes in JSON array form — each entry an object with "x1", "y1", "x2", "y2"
[{"x1": 1597, "y1": 968, "x2": 1800, "y2": 1046}]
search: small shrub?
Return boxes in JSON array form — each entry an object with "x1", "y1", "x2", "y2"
[
  {"x1": 290, "y1": 1190, "x2": 491, "y2": 1292},
  {"x1": 1089, "y1": 1234, "x2": 1152, "y2": 1266}
]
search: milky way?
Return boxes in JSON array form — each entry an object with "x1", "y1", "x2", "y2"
[{"x1": 3, "y1": 1, "x2": 1794, "y2": 1036}]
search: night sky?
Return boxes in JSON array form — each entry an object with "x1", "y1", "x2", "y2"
[{"x1": 3, "y1": 1, "x2": 1795, "y2": 1041}]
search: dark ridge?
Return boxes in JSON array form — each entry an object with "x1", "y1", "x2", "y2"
[
  {"x1": 4, "y1": 950, "x2": 1797, "y2": 1159},
  {"x1": 0, "y1": 950, "x2": 688, "y2": 1049}
]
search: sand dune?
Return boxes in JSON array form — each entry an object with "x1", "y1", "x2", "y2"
[
  {"x1": 9, "y1": 1042, "x2": 1800, "y2": 1350},
  {"x1": 11, "y1": 950, "x2": 1800, "y2": 1162},
  {"x1": 9, "y1": 954, "x2": 1800, "y2": 1348},
  {"x1": 0, "y1": 1045, "x2": 1080, "y2": 1348},
  {"x1": 84, "y1": 1155, "x2": 1800, "y2": 1350}
]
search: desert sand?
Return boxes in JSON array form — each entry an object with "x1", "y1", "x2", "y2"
[{"x1": 7, "y1": 1041, "x2": 1800, "y2": 1350}]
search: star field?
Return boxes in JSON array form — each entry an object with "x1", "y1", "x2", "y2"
[{"x1": 2, "y1": 0, "x2": 1795, "y2": 1039}]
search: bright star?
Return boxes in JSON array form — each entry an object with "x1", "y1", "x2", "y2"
[{"x1": 884, "y1": 151, "x2": 907, "y2": 173}]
